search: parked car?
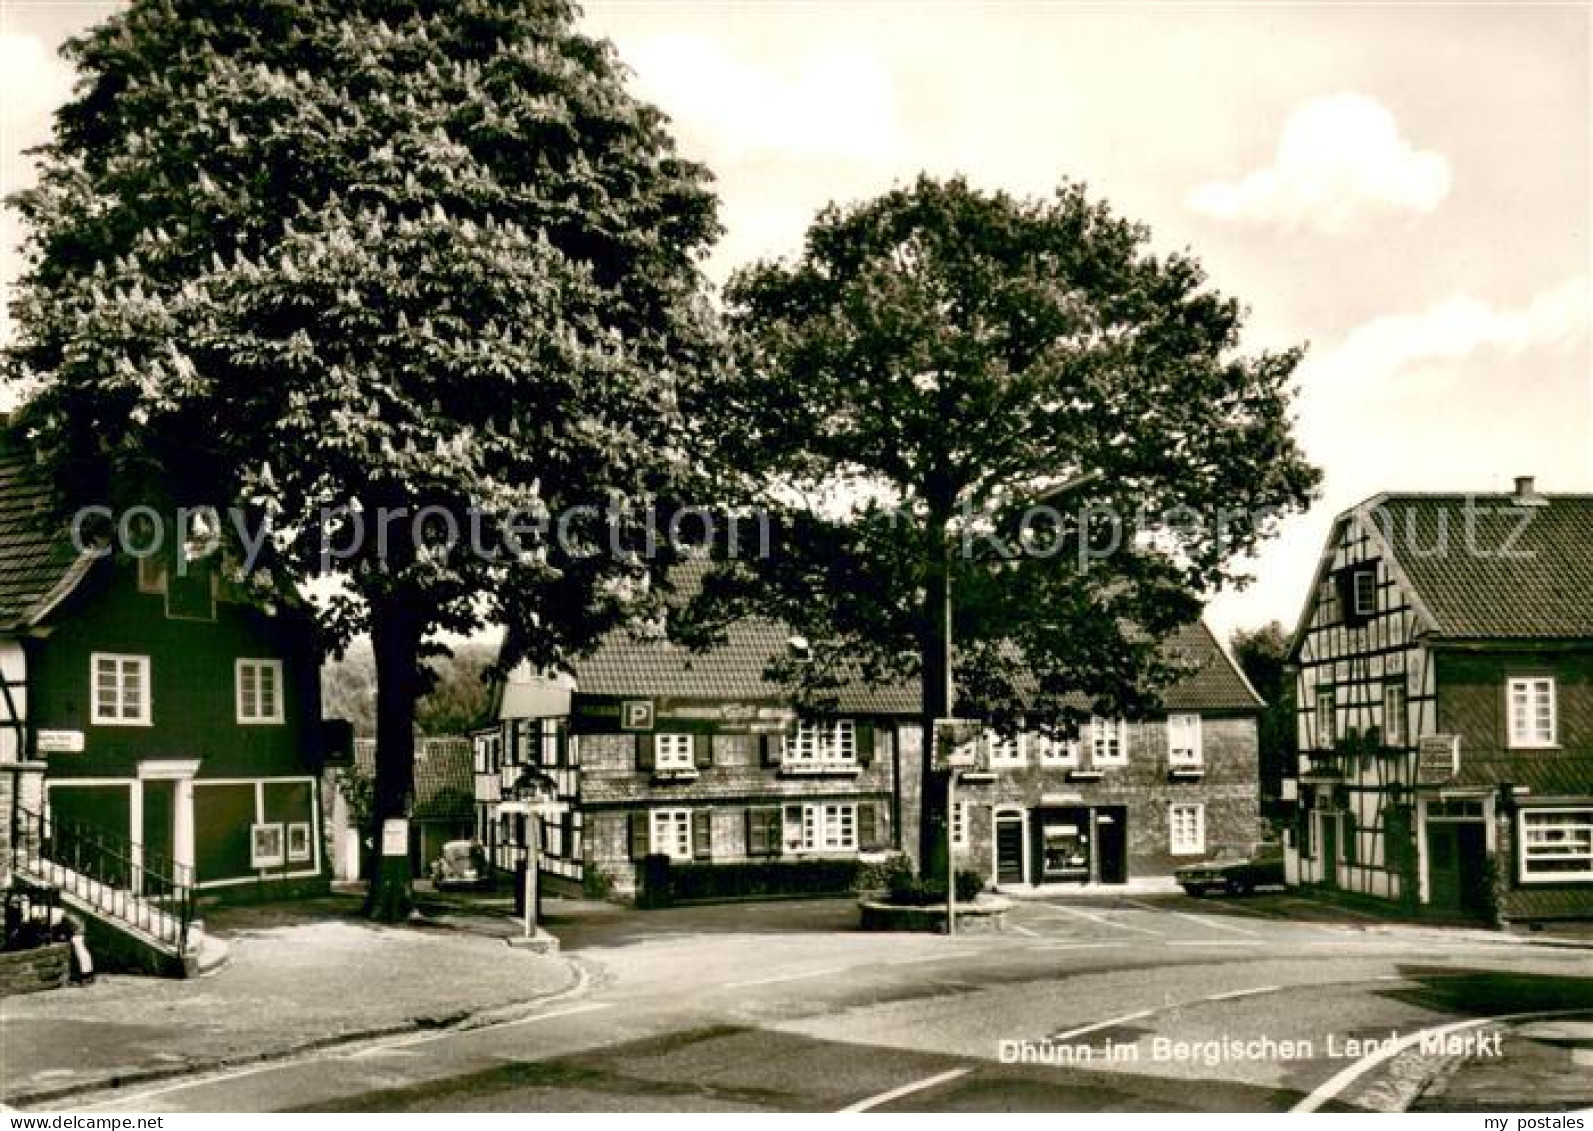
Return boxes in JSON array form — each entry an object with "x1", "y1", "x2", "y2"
[
  {"x1": 1175, "y1": 842, "x2": 1285, "y2": 896},
  {"x1": 429, "y1": 840, "x2": 489, "y2": 890}
]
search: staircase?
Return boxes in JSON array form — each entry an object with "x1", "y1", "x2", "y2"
[{"x1": 10, "y1": 807, "x2": 225, "y2": 977}]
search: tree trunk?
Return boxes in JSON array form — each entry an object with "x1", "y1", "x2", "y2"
[
  {"x1": 918, "y1": 533, "x2": 953, "y2": 881},
  {"x1": 364, "y1": 598, "x2": 423, "y2": 922}
]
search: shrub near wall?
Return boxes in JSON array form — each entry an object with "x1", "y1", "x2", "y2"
[{"x1": 662, "y1": 859, "x2": 864, "y2": 904}]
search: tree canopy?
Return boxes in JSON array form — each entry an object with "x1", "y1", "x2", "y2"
[
  {"x1": 698, "y1": 176, "x2": 1319, "y2": 868},
  {"x1": 6, "y1": 0, "x2": 721, "y2": 916}
]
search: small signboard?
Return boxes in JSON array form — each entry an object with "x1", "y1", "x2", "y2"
[
  {"x1": 620, "y1": 699, "x2": 656, "y2": 731},
  {"x1": 36, "y1": 730, "x2": 85, "y2": 754},
  {"x1": 933, "y1": 718, "x2": 985, "y2": 771},
  {"x1": 381, "y1": 818, "x2": 409, "y2": 857},
  {"x1": 1417, "y1": 733, "x2": 1460, "y2": 784}
]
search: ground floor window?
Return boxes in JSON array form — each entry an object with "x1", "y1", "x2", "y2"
[
  {"x1": 1169, "y1": 802, "x2": 1205, "y2": 855},
  {"x1": 650, "y1": 808, "x2": 693, "y2": 861},
  {"x1": 785, "y1": 802, "x2": 858, "y2": 853},
  {"x1": 1520, "y1": 808, "x2": 1593, "y2": 881}
]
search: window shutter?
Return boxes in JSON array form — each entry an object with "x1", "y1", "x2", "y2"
[
  {"x1": 692, "y1": 810, "x2": 713, "y2": 860},
  {"x1": 761, "y1": 733, "x2": 783, "y2": 766},
  {"x1": 636, "y1": 733, "x2": 654, "y2": 772},
  {"x1": 744, "y1": 808, "x2": 761, "y2": 857},
  {"x1": 628, "y1": 811, "x2": 649, "y2": 861},
  {"x1": 694, "y1": 732, "x2": 713, "y2": 769},
  {"x1": 857, "y1": 803, "x2": 878, "y2": 850},
  {"x1": 855, "y1": 722, "x2": 875, "y2": 766}
]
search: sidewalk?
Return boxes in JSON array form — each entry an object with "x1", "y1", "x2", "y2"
[
  {"x1": 998, "y1": 876, "x2": 1182, "y2": 899},
  {"x1": 0, "y1": 894, "x2": 580, "y2": 1108}
]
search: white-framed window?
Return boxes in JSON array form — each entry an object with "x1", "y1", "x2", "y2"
[
  {"x1": 986, "y1": 729, "x2": 1024, "y2": 766},
  {"x1": 1169, "y1": 803, "x2": 1205, "y2": 856},
  {"x1": 789, "y1": 719, "x2": 856, "y2": 764},
  {"x1": 951, "y1": 801, "x2": 968, "y2": 848},
  {"x1": 91, "y1": 653, "x2": 151, "y2": 726},
  {"x1": 1383, "y1": 684, "x2": 1408, "y2": 747},
  {"x1": 653, "y1": 733, "x2": 695, "y2": 770},
  {"x1": 1519, "y1": 808, "x2": 1593, "y2": 882},
  {"x1": 1352, "y1": 568, "x2": 1377, "y2": 617},
  {"x1": 787, "y1": 802, "x2": 858, "y2": 853},
  {"x1": 1167, "y1": 713, "x2": 1202, "y2": 767},
  {"x1": 650, "y1": 808, "x2": 693, "y2": 860},
  {"x1": 236, "y1": 659, "x2": 285, "y2": 724},
  {"x1": 1035, "y1": 731, "x2": 1080, "y2": 766},
  {"x1": 1507, "y1": 677, "x2": 1557, "y2": 749},
  {"x1": 1317, "y1": 688, "x2": 1336, "y2": 747},
  {"x1": 1090, "y1": 718, "x2": 1127, "y2": 765},
  {"x1": 250, "y1": 822, "x2": 285, "y2": 868}
]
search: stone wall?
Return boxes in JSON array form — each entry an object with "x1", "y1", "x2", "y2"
[{"x1": 0, "y1": 943, "x2": 70, "y2": 997}]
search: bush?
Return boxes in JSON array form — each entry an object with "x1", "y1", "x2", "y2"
[
  {"x1": 582, "y1": 863, "x2": 616, "y2": 901},
  {"x1": 665, "y1": 859, "x2": 864, "y2": 903},
  {"x1": 853, "y1": 852, "x2": 914, "y2": 894},
  {"x1": 884, "y1": 868, "x2": 985, "y2": 907}
]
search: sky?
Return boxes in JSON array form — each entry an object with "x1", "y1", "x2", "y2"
[{"x1": 2, "y1": 1, "x2": 1590, "y2": 642}]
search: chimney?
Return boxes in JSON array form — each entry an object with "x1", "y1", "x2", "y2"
[{"x1": 1512, "y1": 476, "x2": 1547, "y2": 507}]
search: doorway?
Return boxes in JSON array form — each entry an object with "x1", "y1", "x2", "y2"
[
  {"x1": 1095, "y1": 808, "x2": 1127, "y2": 884},
  {"x1": 1428, "y1": 821, "x2": 1488, "y2": 915},
  {"x1": 995, "y1": 811, "x2": 1026, "y2": 887},
  {"x1": 1318, "y1": 811, "x2": 1339, "y2": 889}
]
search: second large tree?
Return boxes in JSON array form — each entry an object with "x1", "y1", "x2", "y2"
[{"x1": 705, "y1": 176, "x2": 1319, "y2": 875}]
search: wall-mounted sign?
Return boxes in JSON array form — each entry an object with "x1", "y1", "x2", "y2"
[
  {"x1": 620, "y1": 700, "x2": 656, "y2": 731},
  {"x1": 36, "y1": 730, "x2": 85, "y2": 754},
  {"x1": 381, "y1": 818, "x2": 409, "y2": 857}
]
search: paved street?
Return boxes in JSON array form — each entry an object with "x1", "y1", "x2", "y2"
[{"x1": 42, "y1": 892, "x2": 1593, "y2": 1113}]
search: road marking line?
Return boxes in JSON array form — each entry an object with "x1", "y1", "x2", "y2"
[
  {"x1": 1052, "y1": 1008, "x2": 1155, "y2": 1041},
  {"x1": 1025, "y1": 942, "x2": 1127, "y2": 952},
  {"x1": 1292, "y1": 1007, "x2": 1590, "y2": 1113},
  {"x1": 885, "y1": 950, "x2": 980, "y2": 966},
  {"x1": 1034, "y1": 904, "x2": 1163, "y2": 936},
  {"x1": 1120, "y1": 898, "x2": 1261, "y2": 938},
  {"x1": 839, "y1": 1066, "x2": 973, "y2": 1113},
  {"x1": 724, "y1": 966, "x2": 845, "y2": 989},
  {"x1": 1206, "y1": 985, "x2": 1281, "y2": 1001},
  {"x1": 1007, "y1": 923, "x2": 1041, "y2": 938}
]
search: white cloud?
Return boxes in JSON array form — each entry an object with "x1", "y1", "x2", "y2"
[
  {"x1": 1188, "y1": 92, "x2": 1451, "y2": 233},
  {"x1": 1299, "y1": 276, "x2": 1589, "y2": 396},
  {"x1": 619, "y1": 34, "x2": 902, "y2": 167}
]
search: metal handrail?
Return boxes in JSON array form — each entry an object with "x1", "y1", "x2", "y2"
[{"x1": 10, "y1": 806, "x2": 195, "y2": 953}]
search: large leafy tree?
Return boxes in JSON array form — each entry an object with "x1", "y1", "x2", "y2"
[
  {"x1": 701, "y1": 176, "x2": 1318, "y2": 875},
  {"x1": 6, "y1": 0, "x2": 720, "y2": 917}
]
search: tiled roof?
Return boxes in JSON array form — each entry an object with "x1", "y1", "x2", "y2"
[
  {"x1": 569, "y1": 567, "x2": 1262, "y2": 714},
  {"x1": 0, "y1": 426, "x2": 80, "y2": 630},
  {"x1": 1372, "y1": 494, "x2": 1593, "y2": 639},
  {"x1": 354, "y1": 737, "x2": 475, "y2": 823}
]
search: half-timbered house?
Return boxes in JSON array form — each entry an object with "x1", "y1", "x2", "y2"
[{"x1": 1285, "y1": 479, "x2": 1593, "y2": 922}]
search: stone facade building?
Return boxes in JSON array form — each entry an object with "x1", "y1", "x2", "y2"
[{"x1": 475, "y1": 567, "x2": 1263, "y2": 897}]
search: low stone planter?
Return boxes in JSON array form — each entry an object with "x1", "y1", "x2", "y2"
[
  {"x1": 857, "y1": 895, "x2": 1011, "y2": 934},
  {"x1": 0, "y1": 943, "x2": 71, "y2": 997}
]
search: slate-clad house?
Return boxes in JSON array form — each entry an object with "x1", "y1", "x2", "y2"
[
  {"x1": 476, "y1": 565, "x2": 1263, "y2": 897},
  {"x1": 0, "y1": 426, "x2": 330, "y2": 928},
  {"x1": 476, "y1": 588, "x2": 921, "y2": 898},
  {"x1": 953, "y1": 621, "x2": 1265, "y2": 887},
  {"x1": 1285, "y1": 479, "x2": 1593, "y2": 923}
]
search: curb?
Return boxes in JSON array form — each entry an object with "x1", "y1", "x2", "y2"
[{"x1": 3, "y1": 956, "x2": 591, "y2": 1110}]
